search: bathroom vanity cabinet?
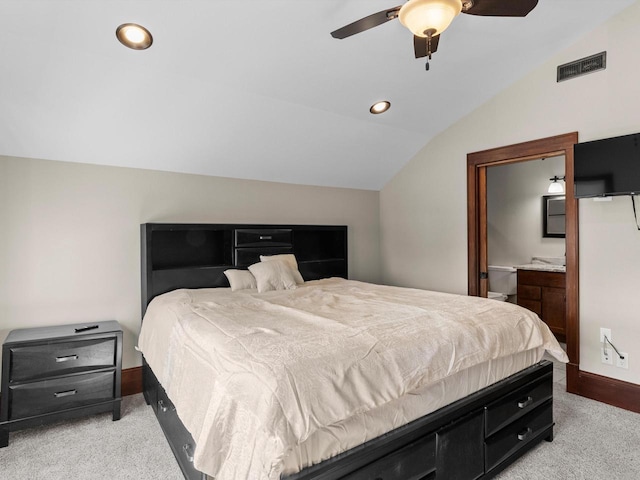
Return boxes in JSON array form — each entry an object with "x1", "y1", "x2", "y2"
[{"x1": 516, "y1": 270, "x2": 566, "y2": 343}]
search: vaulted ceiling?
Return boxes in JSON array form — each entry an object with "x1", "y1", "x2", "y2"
[{"x1": 0, "y1": 1, "x2": 635, "y2": 189}]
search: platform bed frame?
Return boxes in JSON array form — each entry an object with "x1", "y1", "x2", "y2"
[{"x1": 140, "y1": 223, "x2": 555, "y2": 480}]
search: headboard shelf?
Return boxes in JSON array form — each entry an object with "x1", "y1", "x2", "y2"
[{"x1": 141, "y1": 223, "x2": 347, "y2": 317}]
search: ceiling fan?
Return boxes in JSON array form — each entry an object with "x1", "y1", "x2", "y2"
[{"x1": 331, "y1": 0, "x2": 538, "y2": 70}]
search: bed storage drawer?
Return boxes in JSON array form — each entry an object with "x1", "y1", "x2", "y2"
[
  {"x1": 485, "y1": 400, "x2": 553, "y2": 472},
  {"x1": 436, "y1": 410, "x2": 484, "y2": 480},
  {"x1": 235, "y1": 229, "x2": 293, "y2": 247},
  {"x1": 343, "y1": 433, "x2": 436, "y2": 480},
  {"x1": 8, "y1": 371, "x2": 115, "y2": 420},
  {"x1": 156, "y1": 388, "x2": 205, "y2": 480},
  {"x1": 484, "y1": 372, "x2": 552, "y2": 437},
  {"x1": 9, "y1": 338, "x2": 117, "y2": 382}
]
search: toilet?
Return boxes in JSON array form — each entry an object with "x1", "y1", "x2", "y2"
[{"x1": 487, "y1": 265, "x2": 517, "y2": 302}]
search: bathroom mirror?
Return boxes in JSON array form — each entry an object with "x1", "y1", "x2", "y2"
[{"x1": 543, "y1": 195, "x2": 565, "y2": 238}]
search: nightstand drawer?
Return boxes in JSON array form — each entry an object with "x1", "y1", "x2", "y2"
[
  {"x1": 8, "y1": 371, "x2": 115, "y2": 420},
  {"x1": 485, "y1": 400, "x2": 552, "y2": 472},
  {"x1": 9, "y1": 338, "x2": 116, "y2": 382},
  {"x1": 485, "y1": 373, "x2": 552, "y2": 437}
]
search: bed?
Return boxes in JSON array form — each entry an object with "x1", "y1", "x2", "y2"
[{"x1": 138, "y1": 223, "x2": 568, "y2": 480}]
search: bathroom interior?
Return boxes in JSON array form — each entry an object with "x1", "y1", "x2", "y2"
[{"x1": 486, "y1": 156, "x2": 567, "y2": 356}]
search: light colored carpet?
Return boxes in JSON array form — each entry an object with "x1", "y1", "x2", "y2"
[
  {"x1": 494, "y1": 358, "x2": 640, "y2": 480},
  {"x1": 1, "y1": 361, "x2": 638, "y2": 479},
  {"x1": 0, "y1": 394, "x2": 183, "y2": 479}
]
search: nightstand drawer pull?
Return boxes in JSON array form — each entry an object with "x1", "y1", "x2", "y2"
[
  {"x1": 259, "y1": 235, "x2": 273, "y2": 240},
  {"x1": 517, "y1": 427, "x2": 533, "y2": 441},
  {"x1": 183, "y1": 443, "x2": 194, "y2": 463},
  {"x1": 53, "y1": 389, "x2": 77, "y2": 398},
  {"x1": 517, "y1": 396, "x2": 533, "y2": 409},
  {"x1": 55, "y1": 354, "x2": 78, "y2": 363}
]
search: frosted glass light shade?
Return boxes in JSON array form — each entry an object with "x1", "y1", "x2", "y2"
[
  {"x1": 398, "y1": 0, "x2": 462, "y2": 37},
  {"x1": 548, "y1": 180, "x2": 564, "y2": 194}
]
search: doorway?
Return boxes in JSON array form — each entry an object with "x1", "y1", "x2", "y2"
[
  {"x1": 487, "y1": 157, "x2": 567, "y2": 342},
  {"x1": 466, "y1": 133, "x2": 579, "y2": 394}
]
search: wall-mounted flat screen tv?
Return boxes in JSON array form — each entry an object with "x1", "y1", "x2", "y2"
[{"x1": 574, "y1": 132, "x2": 640, "y2": 198}]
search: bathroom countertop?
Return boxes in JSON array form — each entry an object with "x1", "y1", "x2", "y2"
[{"x1": 515, "y1": 263, "x2": 566, "y2": 273}]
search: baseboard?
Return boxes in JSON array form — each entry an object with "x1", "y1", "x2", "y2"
[
  {"x1": 566, "y1": 363, "x2": 640, "y2": 414},
  {"x1": 122, "y1": 366, "x2": 143, "y2": 397}
]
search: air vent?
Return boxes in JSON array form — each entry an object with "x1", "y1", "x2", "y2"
[{"x1": 557, "y1": 52, "x2": 606, "y2": 82}]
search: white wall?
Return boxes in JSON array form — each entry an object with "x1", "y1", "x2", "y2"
[
  {"x1": 487, "y1": 156, "x2": 565, "y2": 267},
  {"x1": 0, "y1": 156, "x2": 380, "y2": 370},
  {"x1": 579, "y1": 196, "x2": 640, "y2": 382},
  {"x1": 381, "y1": 2, "x2": 640, "y2": 384}
]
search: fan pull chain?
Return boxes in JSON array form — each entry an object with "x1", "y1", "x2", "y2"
[{"x1": 424, "y1": 28, "x2": 435, "y2": 71}]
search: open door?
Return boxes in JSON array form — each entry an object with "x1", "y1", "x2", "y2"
[{"x1": 467, "y1": 133, "x2": 579, "y2": 392}]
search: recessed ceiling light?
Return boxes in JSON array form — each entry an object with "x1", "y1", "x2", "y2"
[
  {"x1": 116, "y1": 23, "x2": 153, "y2": 50},
  {"x1": 370, "y1": 101, "x2": 391, "y2": 114}
]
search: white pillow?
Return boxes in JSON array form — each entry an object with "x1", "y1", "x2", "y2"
[
  {"x1": 224, "y1": 269, "x2": 257, "y2": 291},
  {"x1": 259, "y1": 254, "x2": 304, "y2": 284},
  {"x1": 248, "y1": 260, "x2": 298, "y2": 293}
]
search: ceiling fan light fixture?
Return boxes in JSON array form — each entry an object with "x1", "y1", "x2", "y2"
[
  {"x1": 399, "y1": 0, "x2": 462, "y2": 37},
  {"x1": 116, "y1": 23, "x2": 153, "y2": 50},
  {"x1": 370, "y1": 101, "x2": 391, "y2": 114}
]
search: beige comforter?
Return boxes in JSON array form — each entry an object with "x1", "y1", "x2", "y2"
[{"x1": 138, "y1": 278, "x2": 568, "y2": 480}]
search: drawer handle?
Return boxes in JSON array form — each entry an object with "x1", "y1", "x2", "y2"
[
  {"x1": 517, "y1": 396, "x2": 533, "y2": 409},
  {"x1": 55, "y1": 354, "x2": 78, "y2": 363},
  {"x1": 54, "y1": 389, "x2": 77, "y2": 398},
  {"x1": 183, "y1": 443, "x2": 194, "y2": 463},
  {"x1": 517, "y1": 427, "x2": 533, "y2": 441},
  {"x1": 259, "y1": 235, "x2": 273, "y2": 240}
]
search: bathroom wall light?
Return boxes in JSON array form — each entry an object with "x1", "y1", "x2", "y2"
[
  {"x1": 370, "y1": 101, "x2": 391, "y2": 114},
  {"x1": 116, "y1": 23, "x2": 153, "y2": 50},
  {"x1": 548, "y1": 175, "x2": 565, "y2": 194}
]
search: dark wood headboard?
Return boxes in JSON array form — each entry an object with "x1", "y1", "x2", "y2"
[{"x1": 140, "y1": 223, "x2": 348, "y2": 317}]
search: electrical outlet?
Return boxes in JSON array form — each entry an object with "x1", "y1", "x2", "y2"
[
  {"x1": 600, "y1": 328, "x2": 612, "y2": 343},
  {"x1": 616, "y1": 353, "x2": 629, "y2": 369},
  {"x1": 601, "y1": 347, "x2": 613, "y2": 365}
]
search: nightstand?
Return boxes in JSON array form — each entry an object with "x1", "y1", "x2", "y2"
[{"x1": 0, "y1": 320, "x2": 122, "y2": 447}]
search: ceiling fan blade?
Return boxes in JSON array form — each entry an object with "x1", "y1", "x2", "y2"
[
  {"x1": 331, "y1": 6, "x2": 402, "y2": 39},
  {"x1": 463, "y1": 0, "x2": 538, "y2": 17},
  {"x1": 414, "y1": 34, "x2": 440, "y2": 59}
]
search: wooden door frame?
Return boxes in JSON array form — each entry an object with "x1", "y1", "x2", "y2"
[{"x1": 467, "y1": 133, "x2": 580, "y2": 393}]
